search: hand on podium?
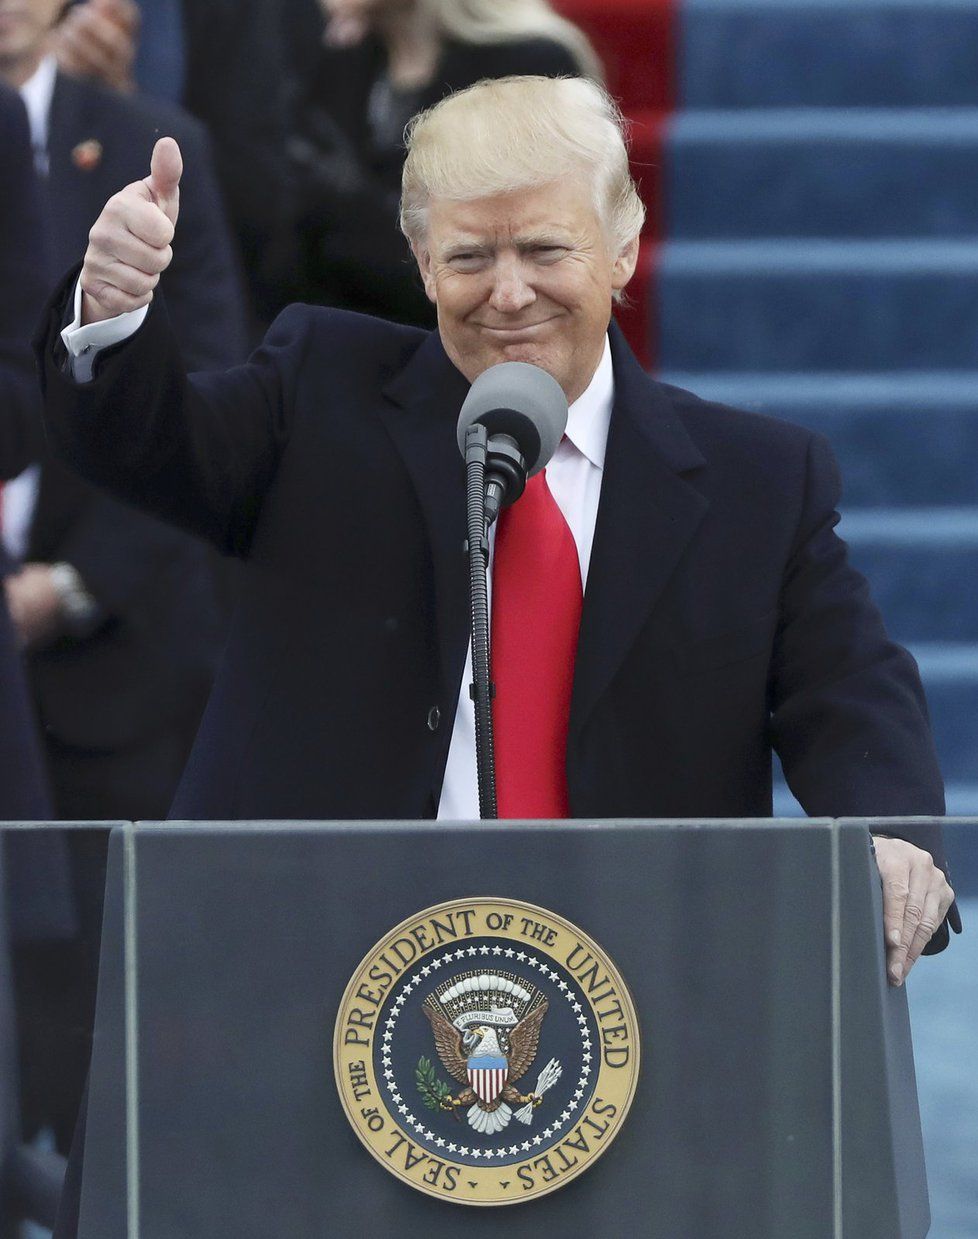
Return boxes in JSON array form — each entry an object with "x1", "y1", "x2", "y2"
[
  {"x1": 872, "y1": 835, "x2": 955, "y2": 986},
  {"x1": 80, "y1": 136, "x2": 181, "y2": 325}
]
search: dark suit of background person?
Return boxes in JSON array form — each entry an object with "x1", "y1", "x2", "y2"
[
  {"x1": 0, "y1": 83, "x2": 48, "y2": 516},
  {"x1": 4, "y1": 68, "x2": 247, "y2": 1158},
  {"x1": 136, "y1": 0, "x2": 291, "y2": 326},
  {"x1": 36, "y1": 293, "x2": 961, "y2": 959},
  {"x1": 0, "y1": 83, "x2": 53, "y2": 823},
  {"x1": 0, "y1": 83, "x2": 70, "y2": 1239},
  {"x1": 20, "y1": 68, "x2": 245, "y2": 824},
  {"x1": 288, "y1": 36, "x2": 581, "y2": 326},
  {"x1": 0, "y1": 62, "x2": 244, "y2": 1172},
  {"x1": 180, "y1": 0, "x2": 290, "y2": 321}
]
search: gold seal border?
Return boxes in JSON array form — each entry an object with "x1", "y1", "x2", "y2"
[{"x1": 333, "y1": 896, "x2": 640, "y2": 1206}]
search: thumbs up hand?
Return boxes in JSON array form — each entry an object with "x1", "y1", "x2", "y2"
[{"x1": 80, "y1": 137, "x2": 183, "y2": 325}]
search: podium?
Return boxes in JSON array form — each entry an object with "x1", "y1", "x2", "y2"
[{"x1": 77, "y1": 819, "x2": 929, "y2": 1238}]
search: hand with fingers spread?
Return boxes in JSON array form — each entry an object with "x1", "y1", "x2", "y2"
[
  {"x1": 873, "y1": 835, "x2": 955, "y2": 986},
  {"x1": 80, "y1": 136, "x2": 182, "y2": 326}
]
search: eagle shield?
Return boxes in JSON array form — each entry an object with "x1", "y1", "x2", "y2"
[{"x1": 468, "y1": 1054, "x2": 508, "y2": 1105}]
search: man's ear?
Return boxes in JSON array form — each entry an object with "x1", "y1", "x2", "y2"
[
  {"x1": 412, "y1": 241, "x2": 437, "y2": 304},
  {"x1": 611, "y1": 233, "x2": 640, "y2": 293}
]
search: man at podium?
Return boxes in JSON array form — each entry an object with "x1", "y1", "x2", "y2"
[{"x1": 36, "y1": 75, "x2": 957, "y2": 984}]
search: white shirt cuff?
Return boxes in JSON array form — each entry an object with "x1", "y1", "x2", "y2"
[{"x1": 60, "y1": 279, "x2": 149, "y2": 382}]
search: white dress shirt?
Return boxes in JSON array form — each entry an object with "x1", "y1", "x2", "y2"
[
  {"x1": 19, "y1": 53, "x2": 56, "y2": 169},
  {"x1": 437, "y1": 336, "x2": 614, "y2": 820},
  {"x1": 62, "y1": 275, "x2": 150, "y2": 383},
  {"x1": 0, "y1": 464, "x2": 41, "y2": 561}
]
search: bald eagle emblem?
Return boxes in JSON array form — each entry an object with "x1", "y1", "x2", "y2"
[{"x1": 419, "y1": 971, "x2": 562, "y2": 1135}]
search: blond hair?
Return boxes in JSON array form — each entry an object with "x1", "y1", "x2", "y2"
[
  {"x1": 422, "y1": 0, "x2": 604, "y2": 82},
  {"x1": 400, "y1": 75, "x2": 646, "y2": 255}
]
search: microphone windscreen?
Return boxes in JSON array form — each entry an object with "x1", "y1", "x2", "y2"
[{"x1": 456, "y1": 362, "x2": 568, "y2": 477}]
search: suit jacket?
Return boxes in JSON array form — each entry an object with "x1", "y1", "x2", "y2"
[
  {"x1": 180, "y1": 0, "x2": 289, "y2": 260},
  {"x1": 25, "y1": 459, "x2": 223, "y2": 760},
  {"x1": 36, "y1": 290, "x2": 959, "y2": 932},
  {"x1": 0, "y1": 84, "x2": 47, "y2": 479},
  {"x1": 0, "y1": 85, "x2": 51, "y2": 821}
]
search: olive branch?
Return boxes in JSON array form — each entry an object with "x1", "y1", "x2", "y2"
[{"x1": 415, "y1": 1056, "x2": 453, "y2": 1112}]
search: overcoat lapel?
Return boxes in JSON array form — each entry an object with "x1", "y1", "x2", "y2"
[
  {"x1": 380, "y1": 332, "x2": 472, "y2": 700},
  {"x1": 571, "y1": 326, "x2": 710, "y2": 734}
]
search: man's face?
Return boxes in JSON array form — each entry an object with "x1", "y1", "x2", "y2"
[
  {"x1": 413, "y1": 177, "x2": 638, "y2": 404},
  {"x1": 0, "y1": 0, "x2": 67, "y2": 78}
]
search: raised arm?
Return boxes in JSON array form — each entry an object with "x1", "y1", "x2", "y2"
[{"x1": 39, "y1": 137, "x2": 305, "y2": 556}]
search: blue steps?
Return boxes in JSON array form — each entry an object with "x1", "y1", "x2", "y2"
[
  {"x1": 666, "y1": 110, "x2": 978, "y2": 238},
  {"x1": 910, "y1": 645, "x2": 978, "y2": 783},
  {"x1": 835, "y1": 510, "x2": 978, "y2": 644},
  {"x1": 657, "y1": 373, "x2": 978, "y2": 508},
  {"x1": 684, "y1": 5, "x2": 978, "y2": 1200},
  {"x1": 681, "y1": 0, "x2": 978, "y2": 109},
  {"x1": 657, "y1": 239, "x2": 978, "y2": 371},
  {"x1": 664, "y1": 0, "x2": 978, "y2": 813}
]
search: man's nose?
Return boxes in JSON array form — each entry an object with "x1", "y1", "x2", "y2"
[{"x1": 488, "y1": 258, "x2": 536, "y2": 313}]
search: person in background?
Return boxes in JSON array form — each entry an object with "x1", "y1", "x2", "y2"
[
  {"x1": 286, "y1": 0, "x2": 603, "y2": 325},
  {"x1": 0, "y1": 0, "x2": 243, "y2": 827},
  {"x1": 0, "y1": 83, "x2": 51, "y2": 825},
  {"x1": 0, "y1": 81, "x2": 73, "y2": 1238},
  {"x1": 0, "y1": 0, "x2": 242, "y2": 1158},
  {"x1": 51, "y1": 0, "x2": 291, "y2": 329}
]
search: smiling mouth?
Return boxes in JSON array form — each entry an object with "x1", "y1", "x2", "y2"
[{"x1": 477, "y1": 319, "x2": 557, "y2": 335}]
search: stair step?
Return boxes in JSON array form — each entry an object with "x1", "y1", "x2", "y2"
[
  {"x1": 838, "y1": 512, "x2": 978, "y2": 642},
  {"x1": 912, "y1": 645, "x2": 978, "y2": 782},
  {"x1": 841, "y1": 508, "x2": 978, "y2": 545},
  {"x1": 657, "y1": 239, "x2": 978, "y2": 370},
  {"x1": 681, "y1": 0, "x2": 978, "y2": 109},
  {"x1": 655, "y1": 372, "x2": 978, "y2": 507},
  {"x1": 667, "y1": 109, "x2": 978, "y2": 238},
  {"x1": 942, "y1": 819, "x2": 978, "y2": 895}
]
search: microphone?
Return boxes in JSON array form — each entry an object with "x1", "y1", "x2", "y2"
[{"x1": 456, "y1": 362, "x2": 568, "y2": 524}]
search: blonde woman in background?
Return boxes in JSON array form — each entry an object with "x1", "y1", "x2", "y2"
[{"x1": 288, "y1": 0, "x2": 603, "y2": 325}]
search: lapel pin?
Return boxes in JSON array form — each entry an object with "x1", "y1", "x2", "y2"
[{"x1": 71, "y1": 139, "x2": 103, "y2": 172}]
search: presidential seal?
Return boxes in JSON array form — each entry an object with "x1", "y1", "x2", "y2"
[{"x1": 333, "y1": 897, "x2": 640, "y2": 1205}]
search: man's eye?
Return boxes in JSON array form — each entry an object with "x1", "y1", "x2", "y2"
[
  {"x1": 534, "y1": 246, "x2": 566, "y2": 261},
  {"x1": 449, "y1": 253, "x2": 486, "y2": 269}
]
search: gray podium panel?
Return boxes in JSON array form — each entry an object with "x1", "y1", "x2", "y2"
[{"x1": 78, "y1": 820, "x2": 927, "y2": 1239}]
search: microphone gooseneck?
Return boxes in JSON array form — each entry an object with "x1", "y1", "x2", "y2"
[{"x1": 456, "y1": 362, "x2": 569, "y2": 819}]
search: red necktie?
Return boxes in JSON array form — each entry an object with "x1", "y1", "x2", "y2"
[{"x1": 491, "y1": 468, "x2": 583, "y2": 818}]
